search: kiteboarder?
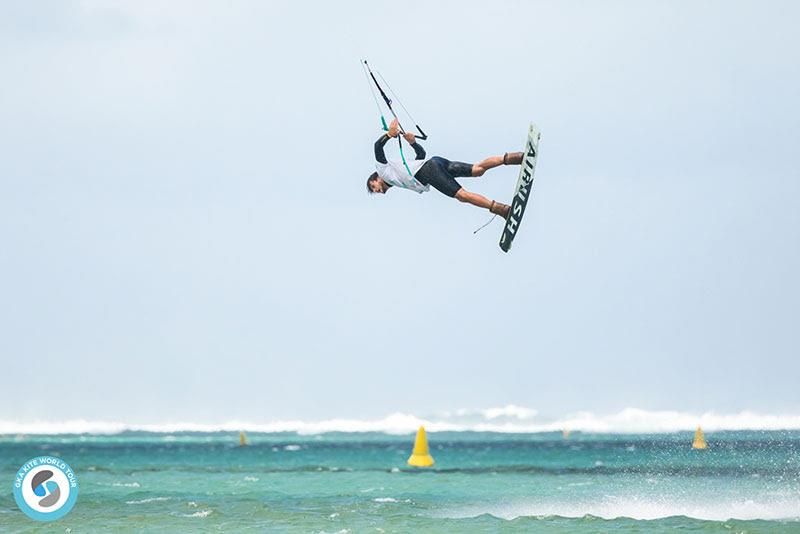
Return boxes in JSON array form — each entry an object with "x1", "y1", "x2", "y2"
[{"x1": 367, "y1": 119, "x2": 522, "y2": 217}]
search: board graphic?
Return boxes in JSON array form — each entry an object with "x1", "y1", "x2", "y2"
[{"x1": 499, "y1": 123, "x2": 541, "y2": 252}]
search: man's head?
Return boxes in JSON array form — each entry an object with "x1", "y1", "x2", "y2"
[{"x1": 367, "y1": 172, "x2": 390, "y2": 194}]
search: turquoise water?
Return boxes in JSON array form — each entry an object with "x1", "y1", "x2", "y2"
[{"x1": 2, "y1": 431, "x2": 799, "y2": 533}]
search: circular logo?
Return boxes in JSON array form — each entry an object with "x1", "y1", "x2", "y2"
[{"x1": 13, "y1": 456, "x2": 79, "y2": 521}]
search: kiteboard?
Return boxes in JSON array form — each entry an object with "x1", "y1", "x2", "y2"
[{"x1": 499, "y1": 123, "x2": 541, "y2": 252}]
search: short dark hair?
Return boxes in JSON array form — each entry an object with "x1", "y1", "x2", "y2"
[{"x1": 366, "y1": 172, "x2": 379, "y2": 194}]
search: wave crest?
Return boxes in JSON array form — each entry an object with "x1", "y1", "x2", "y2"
[{"x1": 4, "y1": 406, "x2": 800, "y2": 435}]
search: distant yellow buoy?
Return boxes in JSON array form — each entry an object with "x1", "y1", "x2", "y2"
[
  {"x1": 407, "y1": 426, "x2": 434, "y2": 467},
  {"x1": 562, "y1": 429, "x2": 571, "y2": 440},
  {"x1": 239, "y1": 431, "x2": 249, "y2": 446},
  {"x1": 692, "y1": 426, "x2": 708, "y2": 449}
]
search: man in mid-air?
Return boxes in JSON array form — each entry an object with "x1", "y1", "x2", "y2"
[{"x1": 367, "y1": 119, "x2": 521, "y2": 217}]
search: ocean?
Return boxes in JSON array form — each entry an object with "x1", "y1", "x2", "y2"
[{"x1": 1, "y1": 430, "x2": 799, "y2": 533}]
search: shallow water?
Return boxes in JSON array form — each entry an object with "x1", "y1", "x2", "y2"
[{"x1": 2, "y1": 431, "x2": 799, "y2": 533}]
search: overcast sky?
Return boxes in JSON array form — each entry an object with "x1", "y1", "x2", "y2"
[{"x1": 1, "y1": 1, "x2": 798, "y2": 424}]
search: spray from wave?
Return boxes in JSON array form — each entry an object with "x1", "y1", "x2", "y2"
[
  {"x1": 3, "y1": 406, "x2": 800, "y2": 435},
  {"x1": 440, "y1": 494, "x2": 800, "y2": 522}
]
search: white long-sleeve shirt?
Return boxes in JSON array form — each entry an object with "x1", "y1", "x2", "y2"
[
  {"x1": 376, "y1": 159, "x2": 430, "y2": 194},
  {"x1": 373, "y1": 134, "x2": 430, "y2": 193}
]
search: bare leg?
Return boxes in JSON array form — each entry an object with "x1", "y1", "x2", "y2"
[
  {"x1": 471, "y1": 156, "x2": 504, "y2": 176},
  {"x1": 454, "y1": 188, "x2": 493, "y2": 209},
  {"x1": 471, "y1": 151, "x2": 524, "y2": 175}
]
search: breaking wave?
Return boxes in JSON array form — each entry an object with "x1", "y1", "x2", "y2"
[
  {"x1": 440, "y1": 495, "x2": 800, "y2": 522},
  {"x1": 3, "y1": 406, "x2": 800, "y2": 435}
]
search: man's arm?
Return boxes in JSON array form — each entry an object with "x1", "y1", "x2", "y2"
[
  {"x1": 410, "y1": 141, "x2": 426, "y2": 160},
  {"x1": 403, "y1": 132, "x2": 425, "y2": 160},
  {"x1": 374, "y1": 134, "x2": 390, "y2": 164},
  {"x1": 374, "y1": 118, "x2": 401, "y2": 164}
]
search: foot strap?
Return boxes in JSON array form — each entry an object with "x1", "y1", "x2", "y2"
[{"x1": 503, "y1": 152, "x2": 523, "y2": 165}]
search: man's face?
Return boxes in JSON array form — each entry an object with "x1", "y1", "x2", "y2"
[{"x1": 370, "y1": 178, "x2": 387, "y2": 194}]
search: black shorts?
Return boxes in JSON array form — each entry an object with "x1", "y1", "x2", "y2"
[{"x1": 415, "y1": 156, "x2": 474, "y2": 197}]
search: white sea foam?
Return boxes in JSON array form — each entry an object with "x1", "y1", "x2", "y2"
[
  {"x1": 182, "y1": 510, "x2": 212, "y2": 518},
  {"x1": 125, "y1": 497, "x2": 171, "y2": 505},
  {"x1": 442, "y1": 496, "x2": 800, "y2": 522},
  {"x1": 4, "y1": 406, "x2": 800, "y2": 435}
]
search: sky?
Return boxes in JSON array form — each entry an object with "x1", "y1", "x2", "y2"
[{"x1": 1, "y1": 1, "x2": 799, "y2": 425}]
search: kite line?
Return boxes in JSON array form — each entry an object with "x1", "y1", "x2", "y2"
[{"x1": 361, "y1": 60, "x2": 428, "y2": 176}]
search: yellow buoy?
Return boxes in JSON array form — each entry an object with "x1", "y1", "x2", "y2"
[
  {"x1": 562, "y1": 429, "x2": 571, "y2": 440},
  {"x1": 407, "y1": 426, "x2": 435, "y2": 467},
  {"x1": 692, "y1": 426, "x2": 708, "y2": 449},
  {"x1": 239, "y1": 431, "x2": 249, "y2": 446}
]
